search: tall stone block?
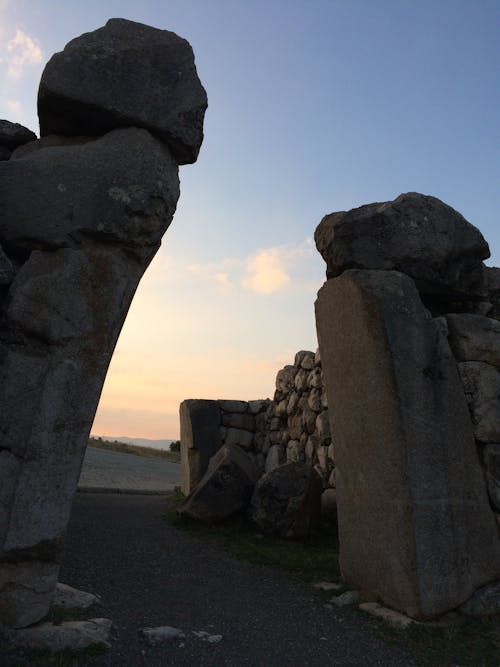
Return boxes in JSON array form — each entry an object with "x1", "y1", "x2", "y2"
[
  {"x1": 180, "y1": 400, "x2": 221, "y2": 495},
  {"x1": 315, "y1": 270, "x2": 500, "y2": 619}
]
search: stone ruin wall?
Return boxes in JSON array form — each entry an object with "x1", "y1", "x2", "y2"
[{"x1": 180, "y1": 349, "x2": 335, "y2": 496}]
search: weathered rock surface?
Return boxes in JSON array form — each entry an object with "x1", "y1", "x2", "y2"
[
  {"x1": 250, "y1": 462, "x2": 322, "y2": 539},
  {"x1": 1, "y1": 19, "x2": 205, "y2": 629},
  {"x1": 38, "y1": 18, "x2": 207, "y2": 164},
  {"x1": 53, "y1": 582, "x2": 100, "y2": 609},
  {"x1": 459, "y1": 580, "x2": 500, "y2": 615},
  {"x1": 446, "y1": 313, "x2": 500, "y2": 369},
  {"x1": 0, "y1": 120, "x2": 36, "y2": 150},
  {"x1": 177, "y1": 444, "x2": 258, "y2": 522},
  {"x1": 458, "y1": 362, "x2": 500, "y2": 443},
  {"x1": 315, "y1": 192, "x2": 489, "y2": 299},
  {"x1": 315, "y1": 269, "x2": 500, "y2": 619},
  {"x1": 140, "y1": 626, "x2": 185, "y2": 644},
  {"x1": 180, "y1": 399, "x2": 221, "y2": 495},
  {"x1": 12, "y1": 618, "x2": 112, "y2": 650},
  {"x1": 482, "y1": 444, "x2": 500, "y2": 511}
]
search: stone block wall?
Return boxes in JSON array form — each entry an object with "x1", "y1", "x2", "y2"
[{"x1": 180, "y1": 351, "x2": 334, "y2": 494}]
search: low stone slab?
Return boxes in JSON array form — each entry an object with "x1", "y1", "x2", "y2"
[
  {"x1": 38, "y1": 19, "x2": 207, "y2": 164},
  {"x1": 177, "y1": 444, "x2": 257, "y2": 522},
  {"x1": 12, "y1": 618, "x2": 112, "y2": 650},
  {"x1": 359, "y1": 602, "x2": 415, "y2": 628}
]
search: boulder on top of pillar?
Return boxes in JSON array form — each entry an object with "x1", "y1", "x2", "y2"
[
  {"x1": 38, "y1": 18, "x2": 207, "y2": 164},
  {"x1": 314, "y1": 192, "x2": 490, "y2": 300}
]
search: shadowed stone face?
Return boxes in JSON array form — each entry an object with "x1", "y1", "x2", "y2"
[
  {"x1": 38, "y1": 18, "x2": 207, "y2": 164},
  {"x1": 0, "y1": 18, "x2": 206, "y2": 628}
]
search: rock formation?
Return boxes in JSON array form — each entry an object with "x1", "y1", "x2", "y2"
[
  {"x1": 314, "y1": 192, "x2": 500, "y2": 620},
  {"x1": 0, "y1": 120, "x2": 37, "y2": 161},
  {"x1": 0, "y1": 18, "x2": 206, "y2": 629}
]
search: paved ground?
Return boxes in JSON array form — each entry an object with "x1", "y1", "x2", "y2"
[
  {"x1": 59, "y1": 493, "x2": 420, "y2": 667},
  {"x1": 78, "y1": 446, "x2": 180, "y2": 493}
]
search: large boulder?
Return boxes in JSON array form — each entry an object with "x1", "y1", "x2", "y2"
[
  {"x1": 250, "y1": 462, "x2": 322, "y2": 539},
  {"x1": 38, "y1": 18, "x2": 207, "y2": 164},
  {"x1": 315, "y1": 269, "x2": 500, "y2": 620},
  {"x1": 314, "y1": 193, "x2": 489, "y2": 299},
  {"x1": 177, "y1": 445, "x2": 258, "y2": 522}
]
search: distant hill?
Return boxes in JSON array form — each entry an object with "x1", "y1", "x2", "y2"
[{"x1": 91, "y1": 435, "x2": 175, "y2": 450}]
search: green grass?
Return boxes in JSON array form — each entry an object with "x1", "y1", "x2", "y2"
[
  {"x1": 165, "y1": 489, "x2": 500, "y2": 666},
  {"x1": 165, "y1": 489, "x2": 340, "y2": 584},
  {"x1": 88, "y1": 437, "x2": 180, "y2": 463}
]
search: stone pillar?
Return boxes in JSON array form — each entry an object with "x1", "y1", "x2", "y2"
[
  {"x1": 180, "y1": 400, "x2": 222, "y2": 495},
  {"x1": 315, "y1": 269, "x2": 500, "y2": 619},
  {"x1": 0, "y1": 18, "x2": 206, "y2": 628}
]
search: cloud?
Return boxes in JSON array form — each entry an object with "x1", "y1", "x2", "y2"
[
  {"x1": 5, "y1": 28, "x2": 43, "y2": 80},
  {"x1": 6, "y1": 98, "x2": 21, "y2": 114},
  {"x1": 241, "y1": 248, "x2": 291, "y2": 294}
]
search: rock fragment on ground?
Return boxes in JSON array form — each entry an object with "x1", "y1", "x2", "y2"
[
  {"x1": 53, "y1": 582, "x2": 100, "y2": 609},
  {"x1": 331, "y1": 590, "x2": 360, "y2": 607},
  {"x1": 359, "y1": 602, "x2": 415, "y2": 628},
  {"x1": 12, "y1": 618, "x2": 112, "y2": 650},
  {"x1": 140, "y1": 626, "x2": 185, "y2": 644}
]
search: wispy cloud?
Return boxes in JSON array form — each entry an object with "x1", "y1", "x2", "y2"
[
  {"x1": 4, "y1": 28, "x2": 43, "y2": 80},
  {"x1": 149, "y1": 239, "x2": 322, "y2": 296}
]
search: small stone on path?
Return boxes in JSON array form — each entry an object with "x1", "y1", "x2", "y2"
[
  {"x1": 193, "y1": 629, "x2": 223, "y2": 643},
  {"x1": 53, "y1": 582, "x2": 101, "y2": 609},
  {"x1": 331, "y1": 590, "x2": 360, "y2": 607},
  {"x1": 359, "y1": 602, "x2": 414, "y2": 628},
  {"x1": 312, "y1": 581, "x2": 343, "y2": 592},
  {"x1": 140, "y1": 626, "x2": 185, "y2": 644}
]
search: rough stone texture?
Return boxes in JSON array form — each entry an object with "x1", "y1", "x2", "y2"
[
  {"x1": 315, "y1": 192, "x2": 490, "y2": 300},
  {"x1": 315, "y1": 269, "x2": 500, "y2": 620},
  {"x1": 0, "y1": 128, "x2": 180, "y2": 628},
  {"x1": 180, "y1": 399, "x2": 221, "y2": 495},
  {"x1": 359, "y1": 603, "x2": 414, "y2": 628},
  {"x1": 0, "y1": 146, "x2": 12, "y2": 161},
  {"x1": 446, "y1": 313, "x2": 500, "y2": 369},
  {"x1": 53, "y1": 582, "x2": 100, "y2": 609},
  {"x1": 482, "y1": 444, "x2": 500, "y2": 511},
  {"x1": 250, "y1": 462, "x2": 322, "y2": 539},
  {"x1": 483, "y1": 266, "x2": 500, "y2": 320},
  {"x1": 177, "y1": 445, "x2": 258, "y2": 522},
  {"x1": 38, "y1": 18, "x2": 207, "y2": 164},
  {"x1": 12, "y1": 618, "x2": 112, "y2": 650},
  {"x1": 459, "y1": 580, "x2": 500, "y2": 616},
  {"x1": 458, "y1": 362, "x2": 500, "y2": 443},
  {"x1": 0, "y1": 563, "x2": 58, "y2": 629},
  {"x1": 0, "y1": 19, "x2": 206, "y2": 629},
  {"x1": 0, "y1": 120, "x2": 36, "y2": 150},
  {"x1": 265, "y1": 444, "x2": 285, "y2": 472}
]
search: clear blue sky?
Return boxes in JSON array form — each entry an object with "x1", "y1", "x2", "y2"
[{"x1": 1, "y1": 0, "x2": 499, "y2": 438}]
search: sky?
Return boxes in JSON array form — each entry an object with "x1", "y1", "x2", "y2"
[{"x1": 1, "y1": 0, "x2": 499, "y2": 439}]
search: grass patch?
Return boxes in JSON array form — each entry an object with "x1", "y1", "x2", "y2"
[
  {"x1": 88, "y1": 437, "x2": 180, "y2": 463},
  {"x1": 365, "y1": 610, "x2": 500, "y2": 667},
  {"x1": 164, "y1": 488, "x2": 340, "y2": 584}
]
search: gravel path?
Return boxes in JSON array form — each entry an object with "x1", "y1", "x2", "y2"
[
  {"x1": 60, "y1": 493, "x2": 419, "y2": 666},
  {"x1": 78, "y1": 446, "x2": 180, "y2": 493}
]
